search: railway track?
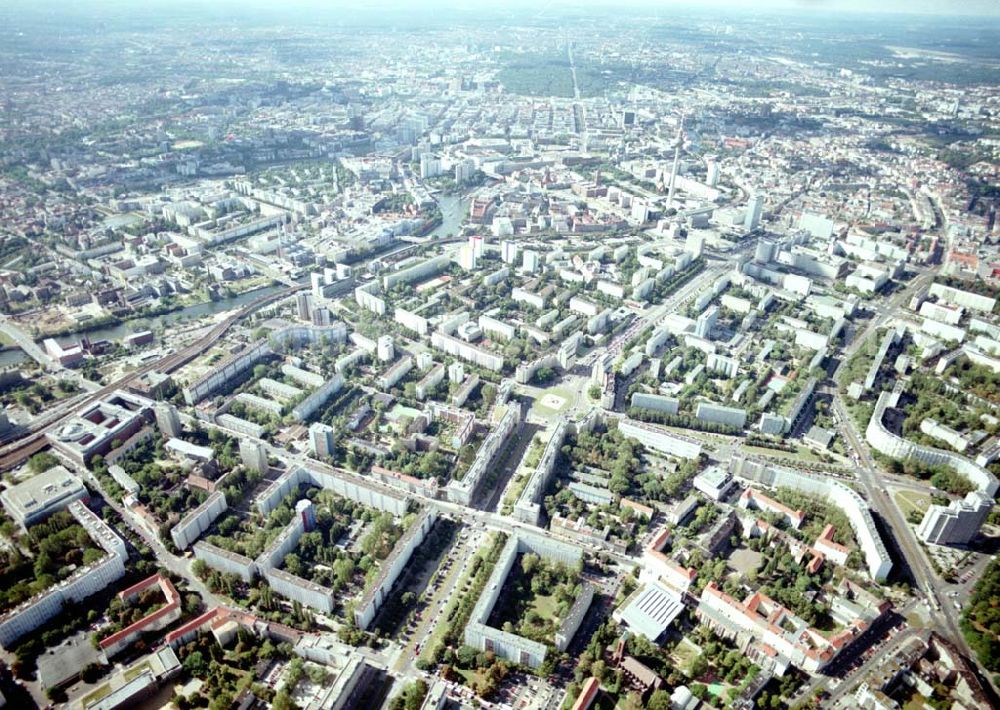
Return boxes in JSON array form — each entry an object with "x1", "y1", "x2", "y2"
[{"x1": 0, "y1": 284, "x2": 303, "y2": 471}]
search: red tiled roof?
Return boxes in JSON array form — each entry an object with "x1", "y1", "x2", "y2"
[
  {"x1": 99, "y1": 575, "x2": 181, "y2": 650},
  {"x1": 571, "y1": 677, "x2": 601, "y2": 710}
]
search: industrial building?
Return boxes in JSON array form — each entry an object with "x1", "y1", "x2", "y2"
[{"x1": 1, "y1": 465, "x2": 88, "y2": 530}]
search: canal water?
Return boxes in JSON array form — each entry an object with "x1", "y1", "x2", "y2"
[
  {"x1": 1, "y1": 197, "x2": 470, "y2": 370},
  {"x1": 430, "y1": 193, "x2": 468, "y2": 238},
  {"x1": 0, "y1": 284, "x2": 284, "y2": 369}
]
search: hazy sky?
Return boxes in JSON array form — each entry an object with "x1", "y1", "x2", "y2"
[
  {"x1": 11, "y1": 0, "x2": 1000, "y2": 14},
  {"x1": 666, "y1": 0, "x2": 1000, "y2": 14},
  {"x1": 241, "y1": 0, "x2": 999, "y2": 16}
]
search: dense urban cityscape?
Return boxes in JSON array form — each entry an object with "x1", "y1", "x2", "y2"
[{"x1": 0, "y1": 1, "x2": 998, "y2": 709}]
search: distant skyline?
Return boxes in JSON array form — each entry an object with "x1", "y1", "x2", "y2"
[
  {"x1": 523, "y1": 0, "x2": 1000, "y2": 16},
  {"x1": 8, "y1": 0, "x2": 1000, "y2": 17},
  {"x1": 681, "y1": 0, "x2": 1000, "y2": 16}
]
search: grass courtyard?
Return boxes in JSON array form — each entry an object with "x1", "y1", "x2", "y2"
[
  {"x1": 486, "y1": 553, "x2": 581, "y2": 645},
  {"x1": 672, "y1": 637, "x2": 703, "y2": 675}
]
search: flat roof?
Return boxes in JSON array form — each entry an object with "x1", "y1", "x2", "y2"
[
  {"x1": 38, "y1": 633, "x2": 104, "y2": 688},
  {"x1": 618, "y1": 582, "x2": 684, "y2": 641},
  {"x1": 695, "y1": 466, "x2": 731, "y2": 488},
  {"x1": 165, "y1": 437, "x2": 214, "y2": 461},
  {"x1": 0, "y1": 466, "x2": 85, "y2": 519}
]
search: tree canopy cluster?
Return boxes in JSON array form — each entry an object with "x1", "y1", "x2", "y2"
[
  {"x1": 963, "y1": 558, "x2": 1000, "y2": 673},
  {"x1": 0, "y1": 510, "x2": 103, "y2": 613}
]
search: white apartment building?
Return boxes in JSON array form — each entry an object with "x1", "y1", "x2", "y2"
[
  {"x1": 430, "y1": 331, "x2": 504, "y2": 371},
  {"x1": 0, "y1": 501, "x2": 127, "y2": 648},
  {"x1": 309, "y1": 422, "x2": 336, "y2": 458},
  {"x1": 171, "y1": 491, "x2": 227, "y2": 550},
  {"x1": 917, "y1": 491, "x2": 993, "y2": 546},
  {"x1": 617, "y1": 419, "x2": 702, "y2": 459},
  {"x1": 695, "y1": 402, "x2": 747, "y2": 429},
  {"x1": 630, "y1": 392, "x2": 679, "y2": 415}
]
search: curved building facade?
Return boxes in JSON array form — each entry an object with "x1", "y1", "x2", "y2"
[{"x1": 866, "y1": 388, "x2": 998, "y2": 546}]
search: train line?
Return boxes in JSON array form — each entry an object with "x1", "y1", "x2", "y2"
[{"x1": 0, "y1": 284, "x2": 303, "y2": 471}]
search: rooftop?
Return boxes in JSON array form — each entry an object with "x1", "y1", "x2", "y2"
[
  {"x1": 0, "y1": 466, "x2": 86, "y2": 521},
  {"x1": 617, "y1": 582, "x2": 684, "y2": 641}
]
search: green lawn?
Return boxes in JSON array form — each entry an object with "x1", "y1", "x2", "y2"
[
  {"x1": 740, "y1": 444, "x2": 825, "y2": 463},
  {"x1": 123, "y1": 661, "x2": 152, "y2": 682},
  {"x1": 418, "y1": 581, "x2": 461, "y2": 664},
  {"x1": 900, "y1": 688, "x2": 930, "y2": 710},
  {"x1": 80, "y1": 683, "x2": 113, "y2": 706},
  {"x1": 531, "y1": 386, "x2": 576, "y2": 415},
  {"x1": 894, "y1": 490, "x2": 931, "y2": 518},
  {"x1": 501, "y1": 472, "x2": 528, "y2": 512},
  {"x1": 528, "y1": 593, "x2": 559, "y2": 623},
  {"x1": 793, "y1": 446, "x2": 825, "y2": 462},
  {"x1": 741, "y1": 444, "x2": 790, "y2": 457},
  {"x1": 455, "y1": 667, "x2": 486, "y2": 686},
  {"x1": 660, "y1": 425, "x2": 733, "y2": 444},
  {"x1": 390, "y1": 404, "x2": 423, "y2": 420},
  {"x1": 672, "y1": 637, "x2": 702, "y2": 673}
]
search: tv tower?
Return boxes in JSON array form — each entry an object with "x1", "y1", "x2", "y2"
[{"x1": 666, "y1": 116, "x2": 685, "y2": 209}]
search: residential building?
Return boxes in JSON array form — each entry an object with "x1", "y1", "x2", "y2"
[
  {"x1": 617, "y1": 419, "x2": 702, "y2": 459},
  {"x1": 0, "y1": 502, "x2": 127, "y2": 648},
  {"x1": 739, "y1": 488, "x2": 804, "y2": 528},
  {"x1": 310, "y1": 422, "x2": 335, "y2": 458},
  {"x1": 355, "y1": 509, "x2": 437, "y2": 628},
  {"x1": 464, "y1": 532, "x2": 583, "y2": 669},
  {"x1": 694, "y1": 307, "x2": 718, "y2": 339},
  {"x1": 171, "y1": 491, "x2": 227, "y2": 550},
  {"x1": 377, "y1": 336, "x2": 394, "y2": 362},
  {"x1": 239, "y1": 439, "x2": 268, "y2": 474},
  {"x1": 430, "y1": 331, "x2": 504, "y2": 371},
  {"x1": 729, "y1": 456, "x2": 892, "y2": 581},
  {"x1": 695, "y1": 402, "x2": 747, "y2": 429},
  {"x1": 744, "y1": 194, "x2": 763, "y2": 231},
  {"x1": 917, "y1": 491, "x2": 993, "y2": 546},
  {"x1": 697, "y1": 581, "x2": 879, "y2": 675},
  {"x1": 154, "y1": 403, "x2": 183, "y2": 439},
  {"x1": 99, "y1": 574, "x2": 182, "y2": 657},
  {"x1": 379, "y1": 355, "x2": 414, "y2": 390}
]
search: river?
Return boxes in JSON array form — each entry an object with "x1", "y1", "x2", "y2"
[
  {"x1": 0, "y1": 197, "x2": 469, "y2": 371},
  {"x1": 0, "y1": 284, "x2": 284, "y2": 369},
  {"x1": 430, "y1": 193, "x2": 468, "y2": 239}
]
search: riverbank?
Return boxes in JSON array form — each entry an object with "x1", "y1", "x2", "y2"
[{"x1": 0, "y1": 283, "x2": 285, "y2": 369}]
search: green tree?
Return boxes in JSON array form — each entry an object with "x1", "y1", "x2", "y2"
[
  {"x1": 28, "y1": 452, "x2": 59, "y2": 473},
  {"x1": 522, "y1": 553, "x2": 540, "y2": 575},
  {"x1": 688, "y1": 654, "x2": 708, "y2": 680},
  {"x1": 272, "y1": 689, "x2": 295, "y2": 710},
  {"x1": 182, "y1": 651, "x2": 207, "y2": 676}
]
